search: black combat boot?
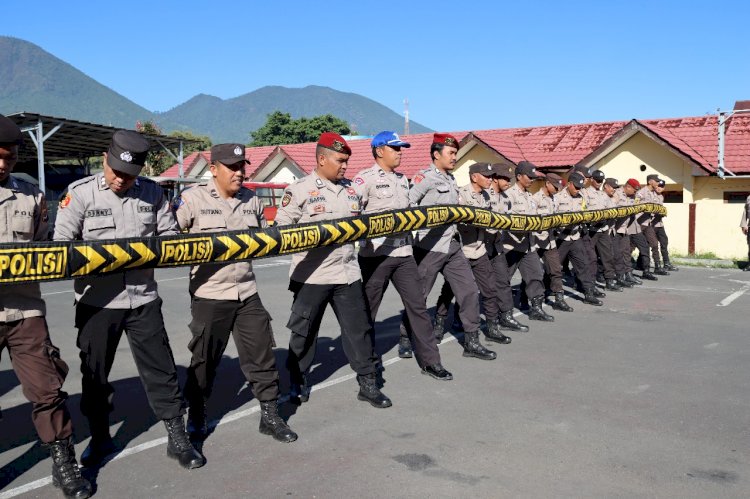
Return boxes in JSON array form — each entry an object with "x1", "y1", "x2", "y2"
[
  {"x1": 397, "y1": 336, "x2": 413, "y2": 359},
  {"x1": 433, "y1": 315, "x2": 447, "y2": 343},
  {"x1": 356, "y1": 374, "x2": 392, "y2": 408},
  {"x1": 421, "y1": 363, "x2": 453, "y2": 380},
  {"x1": 653, "y1": 265, "x2": 669, "y2": 276},
  {"x1": 664, "y1": 262, "x2": 679, "y2": 271},
  {"x1": 583, "y1": 287, "x2": 603, "y2": 306},
  {"x1": 80, "y1": 416, "x2": 116, "y2": 467},
  {"x1": 499, "y1": 310, "x2": 529, "y2": 332},
  {"x1": 48, "y1": 437, "x2": 92, "y2": 499},
  {"x1": 616, "y1": 274, "x2": 633, "y2": 288},
  {"x1": 164, "y1": 416, "x2": 206, "y2": 469},
  {"x1": 595, "y1": 272, "x2": 605, "y2": 286},
  {"x1": 551, "y1": 291, "x2": 574, "y2": 312},
  {"x1": 592, "y1": 287, "x2": 606, "y2": 298},
  {"x1": 259, "y1": 400, "x2": 298, "y2": 443},
  {"x1": 462, "y1": 331, "x2": 497, "y2": 360},
  {"x1": 641, "y1": 270, "x2": 658, "y2": 281},
  {"x1": 528, "y1": 296, "x2": 554, "y2": 322},
  {"x1": 605, "y1": 279, "x2": 623, "y2": 292},
  {"x1": 187, "y1": 400, "x2": 208, "y2": 440},
  {"x1": 484, "y1": 318, "x2": 511, "y2": 344},
  {"x1": 289, "y1": 374, "x2": 311, "y2": 403},
  {"x1": 627, "y1": 272, "x2": 643, "y2": 285}
]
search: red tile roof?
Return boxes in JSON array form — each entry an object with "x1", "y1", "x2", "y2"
[
  {"x1": 161, "y1": 150, "x2": 208, "y2": 178},
  {"x1": 162, "y1": 146, "x2": 277, "y2": 178}
]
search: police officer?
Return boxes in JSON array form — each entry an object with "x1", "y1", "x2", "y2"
[
  {"x1": 353, "y1": 131, "x2": 452, "y2": 380},
  {"x1": 742, "y1": 194, "x2": 750, "y2": 271},
  {"x1": 275, "y1": 132, "x2": 392, "y2": 408},
  {"x1": 174, "y1": 143, "x2": 297, "y2": 442},
  {"x1": 584, "y1": 170, "x2": 622, "y2": 292},
  {"x1": 532, "y1": 172, "x2": 573, "y2": 311},
  {"x1": 634, "y1": 174, "x2": 663, "y2": 278},
  {"x1": 434, "y1": 162, "x2": 512, "y2": 345},
  {"x1": 628, "y1": 178, "x2": 657, "y2": 281},
  {"x1": 653, "y1": 179, "x2": 678, "y2": 271},
  {"x1": 54, "y1": 130, "x2": 204, "y2": 470},
  {"x1": 616, "y1": 179, "x2": 645, "y2": 285},
  {"x1": 404, "y1": 133, "x2": 496, "y2": 361},
  {"x1": 504, "y1": 161, "x2": 554, "y2": 321},
  {"x1": 0, "y1": 115, "x2": 92, "y2": 498},
  {"x1": 486, "y1": 164, "x2": 529, "y2": 332},
  {"x1": 554, "y1": 172, "x2": 603, "y2": 306},
  {"x1": 603, "y1": 177, "x2": 633, "y2": 288}
]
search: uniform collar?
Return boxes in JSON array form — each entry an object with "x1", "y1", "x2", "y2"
[
  {"x1": 430, "y1": 164, "x2": 452, "y2": 179},
  {"x1": 96, "y1": 172, "x2": 140, "y2": 194},
  {"x1": 312, "y1": 170, "x2": 341, "y2": 192}
]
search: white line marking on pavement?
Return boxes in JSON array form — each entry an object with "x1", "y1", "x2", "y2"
[
  {"x1": 0, "y1": 314, "x2": 473, "y2": 498},
  {"x1": 717, "y1": 285, "x2": 750, "y2": 307},
  {"x1": 40, "y1": 261, "x2": 292, "y2": 296}
]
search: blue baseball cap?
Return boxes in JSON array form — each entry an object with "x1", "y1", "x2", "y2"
[{"x1": 371, "y1": 131, "x2": 411, "y2": 148}]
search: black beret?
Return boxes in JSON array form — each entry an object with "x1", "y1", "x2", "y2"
[
  {"x1": 492, "y1": 163, "x2": 514, "y2": 179},
  {"x1": 108, "y1": 130, "x2": 150, "y2": 175},
  {"x1": 211, "y1": 143, "x2": 250, "y2": 165},
  {"x1": 469, "y1": 162, "x2": 495, "y2": 176},
  {"x1": 591, "y1": 170, "x2": 605, "y2": 182},
  {"x1": 604, "y1": 178, "x2": 620, "y2": 188},
  {"x1": 0, "y1": 114, "x2": 23, "y2": 145},
  {"x1": 646, "y1": 174, "x2": 661, "y2": 183},
  {"x1": 572, "y1": 163, "x2": 592, "y2": 178},
  {"x1": 516, "y1": 161, "x2": 541, "y2": 178},
  {"x1": 568, "y1": 172, "x2": 585, "y2": 189}
]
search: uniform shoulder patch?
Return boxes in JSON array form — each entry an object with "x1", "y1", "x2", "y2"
[
  {"x1": 59, "y1": 192, "x2": 72, "y2": 209},
  {"x1": 353, "y1": 176, "x2": 365, "y2": 185},
  {"x1": 281, "y1": 191, "x2": 292, "y2": 207},
  {"x1": 172, "y1": 196, "x2": 185, "y2": 211},
  {"x1": 413, "y1": 174, "x2": 425, "y2": 184}
]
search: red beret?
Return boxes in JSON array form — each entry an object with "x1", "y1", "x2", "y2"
[
  {"x1": 626, "y1": 178, "x2": 641, "y2": 189},
  {"x1": 432, "y1": 133, "x2": 459, "y2": 149},
  {"x1": 317, "y1": 132, "x2": 351, "y2": 155}
]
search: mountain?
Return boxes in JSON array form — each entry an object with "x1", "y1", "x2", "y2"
[
  {"x1": 0, "y1": 37, "x2": 432, "y2": 143},
  {"x1": 0, "y1": 36, "x2": 154, "y2": 128},
  {"x1": 159, "y1": 85, "x2": 431, "y2": 143}
]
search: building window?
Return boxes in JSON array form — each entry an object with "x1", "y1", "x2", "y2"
[
  {"x1": 724, "y1": 191, "x2": 750, "y2": 203},
  {"x1": 663, "y1": 191, "x2": 683, "y2": 203}
]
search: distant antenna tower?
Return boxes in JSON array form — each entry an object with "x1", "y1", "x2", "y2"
[{"x1": 403, "y1": 98, "x2": 410, "y2": 135}]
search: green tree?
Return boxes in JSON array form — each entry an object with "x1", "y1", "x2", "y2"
[
  {"x1": 249, "y1": 111, "x2": 352, "y2": 146},
  {"x1": 135, "y1": 119, "x2": 167, "y2": 176},
  {"x1": 169, "y1": 130, "x2": 212, "y2": 157}
]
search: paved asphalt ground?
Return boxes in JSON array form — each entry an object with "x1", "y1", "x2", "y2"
[{"x1": 1, "y1": 259, "x2": 748, "y2": 498}]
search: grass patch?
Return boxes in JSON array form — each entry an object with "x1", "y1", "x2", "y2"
[{"x1": 671, "y1": 251, "x2": 720, "y2": 260}]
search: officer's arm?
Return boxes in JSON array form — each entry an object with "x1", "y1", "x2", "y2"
[
  {"x1": 256, "y1": 196, "x2": 269, "y2": 229},
  {"x1": 155, "y1": 191, "x2": 180, "y2": 236},
  {"x1": 351, "y1": 176, "x2": 369, "y2": 209},
  {"x1": 408, "y1": 176, "x2": 429, "y2": 206},
  {"x1": 33, "y1": 192, "x2": 50, "y2": 241},
  {"x1": 52, "y1": 189, "x2": 84, "y2": 241},
  {"x1": 274, "y1": 188, "x2": 302, "y2": 227},
  {"x1": 173, "y1": 194, "x2": 194, "y2": 231}
]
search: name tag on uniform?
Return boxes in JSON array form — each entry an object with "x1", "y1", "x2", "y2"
[
  {"x1": 137, "y1": 205, "x2": 155, "y2": 213},
  {"x1": 85, "y1": 208, "x2": 112, "y2": 218},
  {"x1": 199, "y1": 209, "x2": 222, "y2": 215}
]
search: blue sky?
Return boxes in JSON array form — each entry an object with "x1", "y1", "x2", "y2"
[{"x1": 4, "y1": 0, "x2": 748, "y2": 132}]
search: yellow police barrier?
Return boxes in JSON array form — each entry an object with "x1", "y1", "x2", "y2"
[{"x1": 0, "y1": 203, "x2": 665, "y2": 284}]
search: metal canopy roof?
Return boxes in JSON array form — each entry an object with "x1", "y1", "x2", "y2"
[{"x1": 8, "y1": 112, "x2": 198, "y2": 162}]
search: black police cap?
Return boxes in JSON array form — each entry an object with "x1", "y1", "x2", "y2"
[
  {"x1": 0, "y1": 114, "x2": 23, "y2": 146},
  {"x1": 108, "y1": 130, "x2": 150, "y2": 175}
]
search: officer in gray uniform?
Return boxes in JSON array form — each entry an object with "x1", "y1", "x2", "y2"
[
  {"x1": 353, "y1": 131, "x2": 452, "y2": 380},
  {"x1": 634, "y1": 174, "x2": 662, "y2": 279},
  {"x1": 654, "y1": 180, "x2": 678, "y2": 271},
  {"x1": 628, "y1": 178, "x2": 657, "y2": 281},
  {"x1": 603, "y1": 178, "x2": 633, "y2": 288},
  {"x1": 403, "y1": 133, "x2": 496, "y2": 361},
  {"x1": 503, "y1": 161, "x2": 554, "y2": 321},
  {"x1": 0, "y1": 114, "x2": 92, "y2": 498},
  {"x1": 584, "y1": 170, "x2": 621, "y2": 292},
  {"x1": 554, "y1": 172, "x2": 603, "y2": 306},
  {"x1": 434, "y1": 162, "x2": 511, "y2": 345},
  {"x1": 486, "y1": 164, "x2": 529, "y2": 332},
  {"x1": 174, "y1": 143, "x2": 297, "y2": 442},
  {"x1": 54, "y1": 130, "x2": 204, "y2": 470},
  {"x1": 274, "y1": 132, "x2": 391, "y2": 408},
  {"x1": 615, "y1": 179, "x2": 644, "y2": 285},
  {"x1": 532, "y1": 172, "x2": 573, "y2": 312},
  {"x1": 742, "y1": 193, "x2": 750, "y2": 271}
]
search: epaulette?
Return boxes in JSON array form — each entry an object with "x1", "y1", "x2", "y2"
[{"x1": 67, "y1": 175, "x2": 98, "y2": 190}]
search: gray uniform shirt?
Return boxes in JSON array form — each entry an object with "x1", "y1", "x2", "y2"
[
  {"x1": 503, "y1": 183, "x2": 538, "y2": 252},
  {"x1": 653, "y1": 193, "x2": 665, "y2": 228},
  {"x1": 554, "y1": 188, "x2": 585, "y2": 241},
  {"x1": 409, "y1": 165, "x2": 459, "y2": 254},
  {"x1": 584, "y1": 186, "x2": 610, "y2": 233},
  {"x1": 0, "y1": 177, "x2": 48, "y2": 322},
  {"x1": 174, "y1": 177, "x2": 266, "y2": 301},
  {"x1": 274, "y1": 170, "x2": 361, "y2": 285},
  {"x1": 613, "y1": 187, "x2": 641, "y2": 235},
  {"x1": 532, "y1": 189, "x2": 557, "y2": 250},
  {"x1": 352, "y1": 164, "x2": 412, "y2": 258},
  {"x1": 53, "y1": 173, "x2": 179, "y2": 309},
  {"x1": 457, "y1": 184, "x2": 489, "y2": 260},
  {"x1": 635, "y1": 187, "x2": 656, "y2": 226}
]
